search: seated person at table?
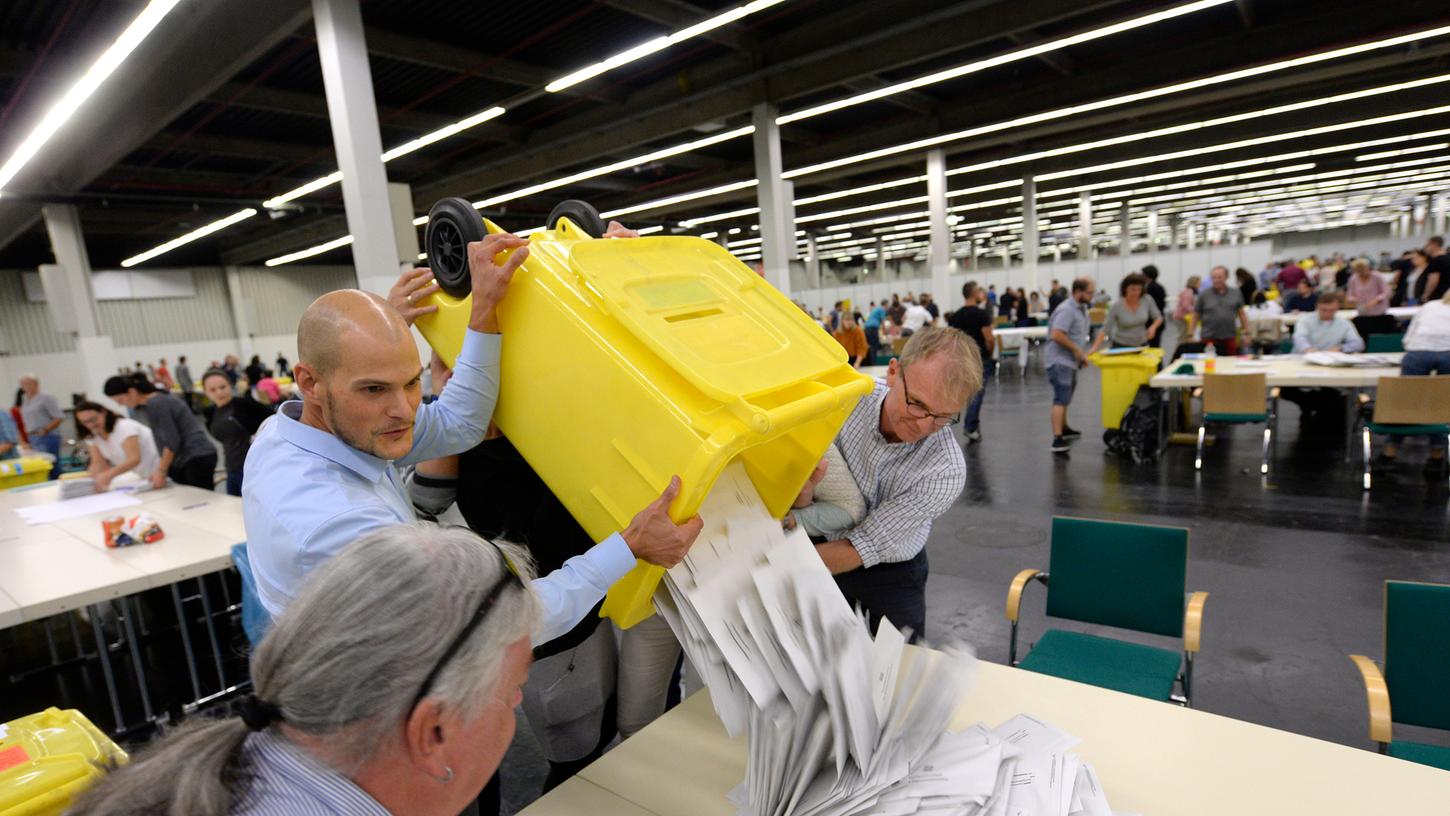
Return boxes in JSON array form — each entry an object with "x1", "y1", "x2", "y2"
[
  {"x1": 105, "y1": 373, "x2": 217, "y2": 490},
  {"x1": 1284, "y1": 294, "x2": 1363, "y2": 427},
  {"x1": 785, "y1": 444, "x2": 867, "y2": 539},
  {"x1": 75, "y1": 401, "x2": 160, "y2": 491},
  {"x1": 1374, "y1": 289, "x2": 1450, "y2": 479},
  {"x1": 69, "y1": 523, "x2": 537, "y2": 816},
  {"x1": 1281, "y1": 279, "x2": 1318, "y2": 312},
  {"x1": 817, "y1": 327, "x2": 981, "y2": 642}
]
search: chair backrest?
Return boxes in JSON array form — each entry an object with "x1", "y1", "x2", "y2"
[
  {"x1": 1384, "y1": 580, "x2": 1450, "y2": 730},
  {"x1": 1366, "y1": 333, "x2": 1404, "y2": 353},
  {"x1": 1045, "y1": 516, "x2": 1188, "y2": 638},
  {"x1": 1374, "y1": 377, "x2": 1450, "y2": 425},
  {"x1": 891, "y1": 337, "x2": 908, "y2": 354},
  {"x1": 1202, "y1": 372, "x2": 1268, "y2": 416}
]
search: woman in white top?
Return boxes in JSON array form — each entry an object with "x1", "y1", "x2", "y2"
[
  {"x1": 1376, "y1": 291, "x2": 1450, "y2": 477},
  {"x1": 76, "y1": 400, "x2": 160, "y2": 491}
]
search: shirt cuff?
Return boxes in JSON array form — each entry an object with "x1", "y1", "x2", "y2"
[
  {"x1": 458, "y1": 328, "x2": 501, "y2": 367},
  {"x1": 845, "y1": 532, "x2": 882, "y2": 569},
  {"x1": 593, "y1": 532, "x2": 638, "y2": 583}
]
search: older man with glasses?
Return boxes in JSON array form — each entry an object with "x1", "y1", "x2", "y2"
[{"x1": 815, "y1": 327, "x2": 982, "y2": 643}]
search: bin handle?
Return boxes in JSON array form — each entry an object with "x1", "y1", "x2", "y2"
[{"x1": 728, "y1": 381, "x2": 837, "y2": 436}]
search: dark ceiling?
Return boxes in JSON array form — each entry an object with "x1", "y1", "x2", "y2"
[{"x1": 0, "y1": 0, "x2": 1447, "y2": 270}]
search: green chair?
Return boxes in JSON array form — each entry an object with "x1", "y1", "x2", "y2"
[
  {"x1": 1366, "y1": 333, "x2": 1404, "y2": 353},
  {"x1": 1359, "y1": 376, "x2": 1450, "y2": 490},
  {"x1": 1195, "y1": 372, "x2": 1278, "y2": 475},
  {"x1": 1350, "y1": 581, "x2": 1450, "y2": 770},
  {"x1": 1006, "y1": 516, "x2": 1208, "y2": 705}
]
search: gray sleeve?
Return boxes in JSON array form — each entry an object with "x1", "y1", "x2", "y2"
[
  {"x1": 148, "y1": 398, "x2": 181, "y2": 456},
  {"x1": 42, "y1": 395, "x2": 64, "y2": 423},
  {"x1": 405, "y1": 467, "x2": 458, "y2": 517},
  {"x1": 1147, "y1": 298, "x2": 1163, "y2": 322},
  {"x1": 1102, "y1": 303, "x2": 1123, "y2": 337}
]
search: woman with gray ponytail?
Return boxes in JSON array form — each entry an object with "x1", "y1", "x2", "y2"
[{"x1": 68, "y1": 523, "x2": 538, "y2": 816}]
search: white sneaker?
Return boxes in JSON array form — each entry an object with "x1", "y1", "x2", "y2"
[{"x1": 965, "y1": 429, "x2": 981, "y2": 443}]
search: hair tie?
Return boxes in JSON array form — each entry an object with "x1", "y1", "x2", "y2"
[{"x1": 239, "y1": 694, "x2": 283, "y2": 731}]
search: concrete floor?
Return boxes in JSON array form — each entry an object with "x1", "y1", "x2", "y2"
[{"x1": 4, "y1": 362, "x2": 1448, "y2": 812}]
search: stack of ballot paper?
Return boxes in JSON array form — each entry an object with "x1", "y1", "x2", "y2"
[{"x1": 655, "y1": 462, "x2": 1134, "y2": 816}]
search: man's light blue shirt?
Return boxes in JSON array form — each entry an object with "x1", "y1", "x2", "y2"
[
  {"x1": 242, "y1": 329, "x2": 635, "y2": 646},
  {"x1": 1292, "y1": 314, "x2": 1365, "y2": 353}
]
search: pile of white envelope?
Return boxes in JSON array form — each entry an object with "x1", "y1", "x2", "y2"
[{"x1": 654, "y1": 463, "x2": 1131, "y2": 816}]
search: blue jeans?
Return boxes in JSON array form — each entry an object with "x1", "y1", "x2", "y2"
[
  {"x1": 226, "y1": 469, "x2": 244, "y2": 497},
  {"x1": 864, "y1": 325, "x2": 881, "y2": 365},
  {"x1": 965, "y1": 358, "x2": 995, "y2": 431},
  {"x1": 32, "y1": 432, "x2": 61, "y2": 479},
  {"x1": 1046, "y1": 364, "x2": 1077, "y2": 407},
  {"x1": 1399, "y1": 351, "x2": 1450, "y2": 451}
]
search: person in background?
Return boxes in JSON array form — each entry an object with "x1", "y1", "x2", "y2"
[
  {"x1": 1047, "y1": 278, "x2": 1104, "y2": 454},
  {"x1": 1390, "y1": 250, "x2": 1419, "y2": 307},
  {"x1": 1277, "y1": 261, "x2": 1307, "y2": 293},
  {"x1": 887, "y1": 294, "x2": 906, "y2": 328},
  {"x1": 221, "y1": 354, "x2": 241, "y2": 385},
  {"x1": 1047, "y1": 281, "x2": 1067, "y2": 315},
  {"x1": 1028, "y1": 291, "x2": 1042, "y2": 315},
  {"x1": 1416, "y1": 236, "x2": 1449, "y2": 303},
  {"x1": 155, "y1": 358, "x2": 175, "y2": 392},
  {"x1": 921, "y1": 293, "x2": 940, "y2": 321},
  {"x1": 18, "y1": 374, "x2": 64, "y2": 477},
  {"x1": 1103, "y1": 272, "x2": 1163, "y2": 349},
  {"x1": 864, "y1": 300, "x2": 887, "y2": 365},
  {"x1": 0, "y1": 410, "x2": 18, "y2": 460},
  {"x1": 986, "y1": 285, "x2": 998, "y2": 308},
  {"x1": 1285, "y1": 294, "x2": 1363, "y2": 427},
  {"x1": 948, "y1": 281, "x2": 995, "y2": 444},
  {"x1": 1282, "y1": 278, "x2": 1318, "y2": 312},
  {"x1": 75, "y1": 401, "x2": 160, "y2": 491},
  {"x1": 1014, "y1": 287, "x2": 1033, "y2": 326},
  {"x1": 833, "y1": 312, "x2": 869, "y2": 368},
  {"x1": 175, "y1": 355, "x2": 195, "y2": 409},
  {"x1": 245, "y1": 355, "x2": 267, "y2": 389},
  {"x1": 1166, "y1": 274, "x2": 1202, "y2": 361},
  {"x1": 998, "y1": 287, "x2": 1018, "y2": 323},
  {"x1": 202, "y1": 368, "x2": 273, "y2": 497},
  {"x1": 1196, "y1": 266, "x2": 1251, "y2": 355},
  {"x1": 1142, "y1": 265, "x2": 1167, "y2": 346},
  {"x1": 104, "y1": 374, "x2": 217, "y2": 490},
  {"x1": 901, "y1": 297, "x2": 934, "y2": 335},
  {"x1": 1345, "y1": 258, "x2": 1388, "y2": 316},
  {"x1": 1258, "y1": 261, "x2": 1281, "y2": 292},
  {"x1": 68, "y1": 524, "x2": 539, "y2": 816},
  {"x1": 1234, "y1": 268, "x2": 1257, "y2": 306},
  {"x1": 821, "y1": 327, "x2": 980, "y2": 642},
  {"x1": 1373, "y1": 288, "x2": 1450, "y2": 480},
  {"x1": 275, "y1": 352, "x2": 291, "y2": 378}
]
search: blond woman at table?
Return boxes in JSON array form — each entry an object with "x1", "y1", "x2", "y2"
[{"x1": 74, "y1": 400, "x2": 160, "y2": 492}]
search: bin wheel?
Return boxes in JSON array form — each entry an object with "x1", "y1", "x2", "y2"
[
  {"x1": 546, "y1": 199, "x2": 607, "y2": 238},
  {"x1": 425, "y1": 197, "x2": 485, "y2": 298}
]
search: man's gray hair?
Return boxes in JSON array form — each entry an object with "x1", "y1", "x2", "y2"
[
  {"x1": 900, "y1": 326, "x2": 983, "y2": 405},
  {"x1": 68, "y1": 523, "x2": 538, "y2": 816},
  {"x1": 19, "y1": 373, "x2": 37, "y2": 383}
]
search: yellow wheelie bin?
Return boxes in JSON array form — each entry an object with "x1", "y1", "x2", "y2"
[
  {"x1": 1090, "y1": 348, "x2": 1164, "y2": 429},
  {"x1": 415, "y1": 199, "x2": 874, "y2": 627},
  {"x1": 0, "y1": 458, "x2": 51, "y2": 491},
  {"x1": 0, "y1": 708, "x2": 127, "y2": 816}
]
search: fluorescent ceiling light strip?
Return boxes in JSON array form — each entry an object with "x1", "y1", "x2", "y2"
[
  {"x1": 635, "y1": 225, "x2": 665, "y2": 235},
  {"x1": 265, "y1": 234, "x2": 354, "y2": 267},
  {"x1": 264, "y1": 171, "x2": 344, "y2": 208},
  {"x1": 0, "y1": 0, "x2": 183, "y2": 194},
  {"x1": 546, "y1": 0, "x2": 788, "y2": 92},
  {"x1": 1355, "y1": 142, "x2": 1449, "y2": 161},
  {"x1": 120, "y1": 208, "x2": 257, "y2": 267},
  {"x1": 777, "y1": 0, "x2": 1232, "y2": 124},
  {"x1": 381, "y1": 107, "x2": 506, "y2": 162}
]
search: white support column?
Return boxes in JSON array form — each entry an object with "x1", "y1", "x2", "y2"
[
  {"x1": 1021, "y1": 176, "x2": 1039, "y2": 293},
  {"x1": 1428, "y1": 193, "x2": 1444, "y2": 236},
  {"x1": 1077, "y1": 191, "x2": 1093, "y2": 258},
  {"x1": 752, "y1": 103, "x2": 792, "y2": 296},
  {"x1": 1186, "y1": 220, "x2": 1198, "y2": 250},
  {"x1": 805, "y1": 233, "x2": 821, "y2": 289},
  {"x1": 389, "y1": 182, "x2": 421, "y2": 267},
  {"x1": 40, "y1": 205, "x2": 117, "y2": 399},
  {"x1": 968, "y1": 240, "x2": 978, "y2": 272},
  {"x1": 1169, "y1": 214, "x2": 1182, "y2": 249},
  {"x1": 926, "y1": 149, "x2": 951, "y2": 308},
  {"x1": 1146, "y1": 210, "x2": 1160, "y2": 252},
  {"x1": 875, "y1": 237, "x2": 886, "y2": 279},
  {"x1": 1119, "y1": 200, "x2": 1132, "y2": 256},
  {"x1": 313, "y1": 0, "x2": 400, "y2": 295}
]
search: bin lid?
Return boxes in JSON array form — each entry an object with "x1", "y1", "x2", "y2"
[{"x1": 568, "y1": 237, "x2": 843, "y2": 401}]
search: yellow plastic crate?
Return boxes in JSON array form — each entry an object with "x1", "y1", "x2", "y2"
[
  {"x1": 417, "y1": 216, "x2": 873, "y2": 626},
  {"x1": 1090, "y1": 348, "x2": 1164, "y2": 429},
  {"x1": 0, "y1": 458, "x2": 50, "y2": 491},
  {"x1": 0, "y1": 708, "x2": 127, "y2": 816}
]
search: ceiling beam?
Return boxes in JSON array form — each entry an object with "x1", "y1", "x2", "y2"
[{"x1": 207, "y1": 81, "x2": 456, "y2": 133}]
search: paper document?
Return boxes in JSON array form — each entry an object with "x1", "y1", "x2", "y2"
[
  {"x1": 14, "y1": 491, "x2": 142, "y2": 525},
  {"x1": 656, "y1": 461, "x2": 1131, "y2": 816}
]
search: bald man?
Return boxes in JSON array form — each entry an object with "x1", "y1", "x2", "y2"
[{"x1": 244, "y1": 233, "x2": 701, "y2": 646}]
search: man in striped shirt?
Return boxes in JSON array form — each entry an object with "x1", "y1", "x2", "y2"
[{"x1": 818, "y1": 327, "x2": 982, "y2": 642}]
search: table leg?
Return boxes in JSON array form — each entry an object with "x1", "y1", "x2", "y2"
[
  {"x1": 197, "y1": 575, "x2": 227, "y2": 687},
  {"x1": 88, "y1": 603, "x2": 126, "y2": 733},
  {"x1": 170, "y1": 582, "x2": 204, "y2": 703},
  {"x1": 1344, "y1": 390, "x2": 1357, "y2": 463},
  {"x1": 120, "y1": 597, "x2": 156, "y2": 723}
]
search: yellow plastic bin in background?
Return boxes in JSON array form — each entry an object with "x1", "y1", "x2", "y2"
[
  {"x1": 0, "y1": 458, "x2": 51, "y2": 491},
  {"x1": 417, "y1": 216, "x2": 875, "y2": 627},
  {"x1": 0, "y1": 708, "x2": 127, "y2": 816},
  {"x1": 1090, "y1": 348, "x2": 1164, "y2": 429}
]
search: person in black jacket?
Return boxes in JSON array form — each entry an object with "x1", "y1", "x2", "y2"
[
  {"x1": 201, "y1": 369, "x2": 273, "y2": 496},
  {"x1": 1142, "y1": 266, "x2": 1167, "y2": 347}
]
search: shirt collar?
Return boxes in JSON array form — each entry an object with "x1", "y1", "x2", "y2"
[
  {"x1": 248, "y1": 731, "x2": 391, "y2": 816},
  {"x1": 274, "y1": 400, "x2": 391, "y2": 484}
]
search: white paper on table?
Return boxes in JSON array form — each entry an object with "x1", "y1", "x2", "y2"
[
  {"x1": 993, "y1": 713, "x2": 1081, "y2": 760},
  {"x1": 14, "y1": 491, "x2": 142, "y2": 525},
  {"x1": 1069, "y1": 762, "x2": 1112, "y2": 816}
]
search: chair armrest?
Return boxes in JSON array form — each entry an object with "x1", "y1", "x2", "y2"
[
  {"x1": 1357, "y1": 393, "x2": 1372, "y2": 406},
  {"x1": 1191, "y1": 387, "x2": 1203, "y2": 400},
  {"x1": 1006, "y1": 569, "x2": 1046, "y2": 622},
  {"x1": 1183, "y1": 591, "x2": 1209, "y2": 652},
  {"x1": 1349, "y1": 654, "x2": 1393, "y2": 746},
  {"x1": 1269, "y1": 387, "x2": 1281, "y2": 400}
]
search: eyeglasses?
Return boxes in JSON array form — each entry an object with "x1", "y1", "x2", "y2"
[
  {"x1": 900, "y1": 364, "x2": 960, "y2": 427},
  {"x1": 410, "y1": 545, "x2": 523, "y2": 709}
]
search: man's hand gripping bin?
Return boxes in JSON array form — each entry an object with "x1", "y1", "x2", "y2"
[{"x1": 415, "y1": 199, "x2": 875, "y2": 627}]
